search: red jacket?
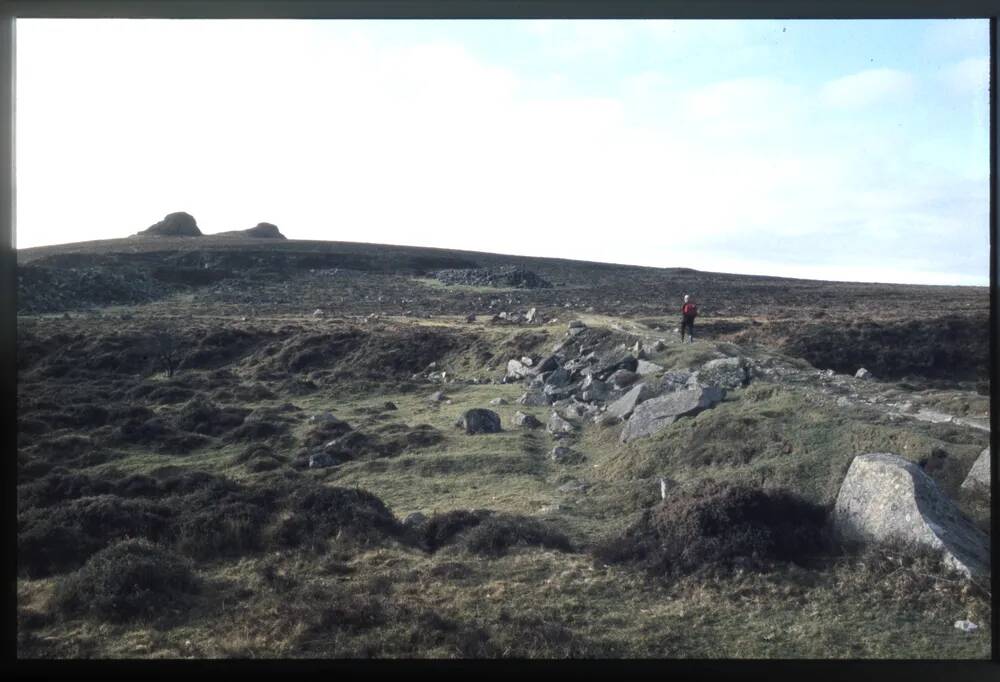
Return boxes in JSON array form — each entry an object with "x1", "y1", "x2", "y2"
[{"x1": 682, "y1": 302, "x2": 698, "y2": 318}]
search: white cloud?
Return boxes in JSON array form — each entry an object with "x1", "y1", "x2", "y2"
[
  {"x1": 14, "y1": 20, "x2": 989, "y2": 286},
  {"x1": 819, "y1": 68, "x2": 915, "y2": 110},
  {"x1": 940, "y1": 57, "x2": 989, "y2": 95}
]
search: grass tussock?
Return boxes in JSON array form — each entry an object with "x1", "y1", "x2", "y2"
[
  {"x1": 52, "y1": 539, "x2": 199, "y2": 623},
  {"x1": 594, "y1": 481, "x2": 830, "y2": 576}
]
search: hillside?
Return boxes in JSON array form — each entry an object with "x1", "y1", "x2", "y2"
[{"x1": 16, "y1": 236, "x2": 991, "y2": 659}]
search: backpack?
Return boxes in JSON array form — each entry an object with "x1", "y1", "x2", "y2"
[{"x1": 683, "y1": 303, "x2": 698, "y2": 317}]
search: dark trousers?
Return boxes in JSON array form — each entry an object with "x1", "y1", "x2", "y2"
[{"x1": 680, "y1": 315, "x2": 695, "y2": 341}]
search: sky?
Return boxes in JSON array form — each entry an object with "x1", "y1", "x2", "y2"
[{"x1": 15, "y1": 18, "x2": 991, "y2": 285}]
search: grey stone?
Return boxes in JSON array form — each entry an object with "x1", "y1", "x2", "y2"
[
  {"x1": 526, "y1": 307, "x2": 537, "y2": 323},
  {"x1": 635, "y1": 360, "x2": 664, "y2": 376},
  {"x1": 518, "y1": 389, "x2": 551, "y2": 406},
  {"x1": 545, "y1": 367, "x2": 572, "y2": 388},
  {"x1": 580, "y1": 375, "x2": 610, "y2": 402},
  {"x1": 609, "y1": 368, "x2": 639, "y2": 388},
  {"x1": 521, "y1": 356, "x2": 534, "y2": 367},
  {"x1": 620, "y1": 386, "x2": 725, "y2": 443},
  {"x1": 605, "y1": 383, "x2": 661, "y2": 421},
  {"x1": 568, "y1": 320, "x2": 587, "y2": 329},
  {"x1": 428, "y1": 391, "x2": 447, "y2": 402},
  {"x1": 513, "y1": 411, "x2": 543, "y2": 429},
  {"x1": 652, "y1": 340, "x2": 666, "y2": 352},
  {"x1": 547, "y1": 412, "x2": 577, "y2": 435},
  {"x1": 532, "y1": 355, "x2": 560, "y2": 374},
  {"x1": 506, "y1": 358, "x2": 531, "y2": 380},
  {"x1": 855, "y1": 368, "x2": 873, "y2": 380},
  {"x1": 961, "y1": 448, "x2": 991, "y2": 493},
  {"x1": 490, "y1": 397, "x2": 509, "y2": 406},
  {"x1": 833, "y1": 453, "x2": 990, "y2": 580},
  {"x1": 458, "y1": 408, "x2": 502, "y2": 434},
  {"x1": 696, "y1": 357, "x2": 750, "y2": 390},
  {"x1": 593, "y1": 352, "x2": 639, "y2": 380}
]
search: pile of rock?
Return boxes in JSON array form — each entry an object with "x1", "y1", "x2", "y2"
[
  {"x1": 499, "y1": 320, "x2": 739, "y2": 443},
  {"x1": 432, "y1": 266, "x2": 553, "y2": 289},
  {"x1": 489, "y1": 307, "x2": 542, "y2": 325}
]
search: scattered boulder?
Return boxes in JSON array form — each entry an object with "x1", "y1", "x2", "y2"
[
  {"x1": 695, "y1": 357, "x2": 750, "y2": 390},
  {"x1": 544, "y1": 367, "x2": 572, "y2": 388},
  {"x1": 428, "y1": 391, "x2": 447, "y2": 402},
  {"x1": 513, "y1": 411, "x2": 543, "y2": 429},
  {"x1": 605, "y1": 383, "x2": 656, "y2": 421},
  {"x1": 312, "y1": 309, "x2": 324, "y2": 318},
  {"x1": 506, "y1": 359, "x2": 532, "y2": 381},
  {"x1": 383, "y1": 401, "x2": 398, "y2": 411},
  {"x1": 855, "y1": 368, "x2": 873, "y2": 380},
  {"x1": 517, "y1": 390, "x2": 551, "y2": 407},
  {"x1": 833, "y1": 453, "x2": 990, "y2": 579},
  {"x1": 620, "y1": 386, "x2": 725, "y2": 443},
  {"x1": 547, "y1": 412, "x2": 576, "y2": 436},
  {"x1": 580, "y1": 375, "x2": 610, "y2": 402},
  {"x1": 551, "y1": 446, "x2": 585, "y2": 464},
  {"x1": 466, "y1": 314, "x2": 477, "y2": 323},
  {"x1": 533, "y1": 355, "x2": 560, "y2": 374},
  {"x1": 960, "y1": 448, "x2": 990, "y2": 494},
  {"x1": 458, "y1": 409, "x2": 502, "y2": 435},
  {"x1": 609, "y1": 369, "x2": 639, "y2": 388},
  {"x1": 652, "y1": 340, "x2": 666, "y2": 352},
  {"x1": 135, "y1": 211, "x2": 202, "y2": 237},
  {"x1": 490, "y1": 397, "x2": 508, "y2": 406},
  {"x1": 526, "y1": 307, "x2": 538, "y2": 323},
  {"x1": 635, "y1": 360, "x2": 663, "y2": 376},
  {"x1": 593, "y1": 352, "x2": 638, "y2": 381},
  {"x1": 568, "y1": 320, "x2": 586, "y2": 330}
]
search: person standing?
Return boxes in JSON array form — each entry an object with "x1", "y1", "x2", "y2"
[{"x1": 680, "y1": 294, "x2": 698, "y2": 343}]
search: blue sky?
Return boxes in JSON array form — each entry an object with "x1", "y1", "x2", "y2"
[{"x1": 15, "y1": 19, "x2": 990, "y2": 285}]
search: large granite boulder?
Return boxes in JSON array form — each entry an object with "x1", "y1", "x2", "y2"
[
  {"x1": 547, "y1": 412, "x2": 576, "y2": 436},
  {"x1": 457, "y1": 409, "x2": 502, "y2": 434},
  {"x1": 960, "y1": 448, "x2": 991, "y2": 494},
  {"x1": 833, "y1": 453, "x2": 990, "y2": 580},
  {"x1": 605, "y1": 383, "x2": 654, "y2": 421},
  {"x1": 136, "y1": 211, "x2": 202, "y2": 237},
  {"x1": 506, "y1": 358, "x2": 531, "y2": 381},
  {"x1": 692, "y1": 357, "x2": 750, "y2": 390},
  {"x1": 620, "y1": 386, "x2": 725, "y2": 443}
]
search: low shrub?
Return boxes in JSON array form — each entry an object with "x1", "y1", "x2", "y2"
[
  {"x1": 593, "y1": 481, "x2": 830, "y2": 576},
  {"x1": 461, "y1": 514, "x2": 574, "y2": 557},
  {"x1": 18, "y1": 495, "x2": 173, "y2": 577},
  {"x1": 52, "y1": 539, "x2": 199, "y2": 622}
]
